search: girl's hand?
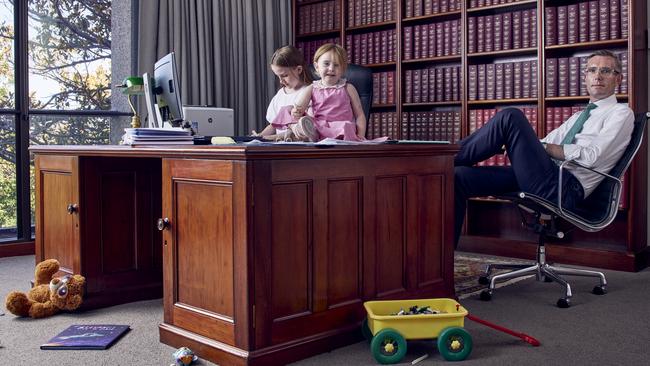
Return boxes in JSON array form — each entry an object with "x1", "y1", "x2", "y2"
[
  {"x1": 251, "y1": 130, "x2": 260, "y2": 136},
  {"x1": 291, "y1": 105, "x2": 305, "y2": 118}
]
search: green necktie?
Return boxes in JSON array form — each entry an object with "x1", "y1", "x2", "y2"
[{"x1": 561, "y1": 103, "x2": 597, "y2": 145}]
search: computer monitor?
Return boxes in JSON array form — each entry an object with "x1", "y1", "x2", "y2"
[
  {"x1": 142, "y1": 72, "x2": 158, "y2": 128},
  {"x1": 153, "y1": 52, "x2": 184, "y2": 127}
]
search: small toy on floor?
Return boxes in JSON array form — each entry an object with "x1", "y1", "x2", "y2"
[{"x1": 173, "y1": 346, "x2": 198, "y2": 366}]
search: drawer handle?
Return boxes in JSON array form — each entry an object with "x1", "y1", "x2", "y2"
[
  {"x1": 157, "y1": 218, "x2": 170, "y2": 231},
  {"x1": 66, "y1": 204, "x2": 78, "y2": 214}
]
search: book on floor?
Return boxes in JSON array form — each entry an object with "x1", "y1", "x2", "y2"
[{"x1": 40, "y1": 324, "x2": 130, "y2": 350}]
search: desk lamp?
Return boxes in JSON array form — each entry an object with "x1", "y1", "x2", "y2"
[{"x1": 118, "y1": 76, "x2": 144, "y2": 128}]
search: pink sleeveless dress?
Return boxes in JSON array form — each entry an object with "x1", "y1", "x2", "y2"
[{"x1": 272, "y1": 79, "x2": 361, "y2": 141}]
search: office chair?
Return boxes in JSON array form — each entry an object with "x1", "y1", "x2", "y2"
[
  {"x1": 309, "y1": 64, "x2": 373, "y2": 121},
  {"x1": 478, "y1": 112, "x2": 648, "y2": 308}
]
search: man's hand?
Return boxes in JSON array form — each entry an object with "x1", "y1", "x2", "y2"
[{"x1": 544, "y1": 143, "x2": 566, "y2": 160}]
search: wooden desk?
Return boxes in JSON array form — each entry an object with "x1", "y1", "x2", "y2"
[{"x1": 32, "y1": 143, "x2": 458, "y2": 366}]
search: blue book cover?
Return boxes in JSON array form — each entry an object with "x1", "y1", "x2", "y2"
[{"x1": 40, "y1": 324, "x2": 130, "y2": 350}]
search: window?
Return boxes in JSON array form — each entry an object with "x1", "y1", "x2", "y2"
[{"x1": 0, "y1": 0, "x2": 130, "y2": 243}]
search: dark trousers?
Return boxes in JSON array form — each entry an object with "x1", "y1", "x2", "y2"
[{"x1": 454, "y1": 108, "x2": 584, "y2": 247}]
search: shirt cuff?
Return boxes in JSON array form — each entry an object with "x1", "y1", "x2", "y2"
[{"x1": 562, "y1": 144, "x2": 580, "y2": 161}]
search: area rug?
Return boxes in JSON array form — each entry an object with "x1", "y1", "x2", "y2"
[{"x1": 454, "y1": 252, "x2": 533, "y2": 299}]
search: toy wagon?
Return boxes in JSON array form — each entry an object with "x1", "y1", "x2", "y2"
[{"x1": 363, "y1": 298, "x2": 472, "y2": 364}]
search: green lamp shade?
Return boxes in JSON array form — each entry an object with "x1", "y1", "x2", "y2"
[{"x1": 120, "y1": 76, "x2": 144, "y2": 95}]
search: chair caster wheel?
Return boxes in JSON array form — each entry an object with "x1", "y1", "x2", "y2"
[
  {"x1": 478, "y1": 276, "x2": 489, "y2": 285},
  {"x1": 592, "y1": 285, "x2": 607, "y2": 295},
  {"x1": 480, "y1": 290, "x2": 492, "y2": 301},
  {"x1": 557, "y1": 298, "x2": 571, "y2": 308}
]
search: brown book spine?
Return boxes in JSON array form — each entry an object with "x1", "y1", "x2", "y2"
[
  {"x1": 484, "y1": 15, "x2": 494, "y2": 53},
  {"x1": 580, "y1": 56, "x2": 588, "y2": 96},
  {"x1": 567, "y1": 5, "x2": 578, "y2": 44},
  {"x1": 620, "y1": 52, "x2": 628, "y2": 94},
  {"x1": 444, "y1": 67, "x2": 452, "y2": 101},
  {"x1": 557, "y1": 57, "x2": 569, "y2": 96},
  {"x1": 503, "y1": 62, "x2": 513, "y2": 99},
  {"x1": 432, "y1": 0, "x2": 440, "y2": 14},
  {"x1": 372, "y1": 72, "x2": 380, "y2": 105},
  {"x1": 578, "y1": 2, "x2": 589, "y2": 43},
  {"x1": 495, "y1": 63, "x2": 504, "y2": 100},
  {"x1": 530, "y1": 9, "x2": 537, "y2": 47},
  {"x1": 380, "y1": 72, "x2": 388, "y2": 104},
  {"x1": 428, "y1": 24, "x2": 436, "y2": 58},
  {"x1": 435, "y1": 22, "x2": 444, "y2": 57},
  {"x1": 557, "y1": 6, "x2": 568, "y2": 45},
  {"x1": 435, "y1": 67, "x2": 444, "y2": 101},
  {"x1": 428, "y1": 68, "x2": 436, "y2": 102},
  {"x1": 414, "y1": 0, "x2": 423, "y2": 17},
  {"x1": 403, "y1": 26, "x2": 413, "y2": 60},
  {"x1": 452, "y1": 65, "x2": 460, "y2": 101},
  {"x1": 424, "y1": 0, "x2": 432, "y2": 15},
  {"x1": 380, "y1": 30, "x2": 388, "y2": 63},
  {"x1": 413, "y1": 69, "x2": 421, "y2": 103},
  {"x1": 513, "y1": 62, "x2": 522, "y2": 99},
  {"x1": 452, "y1": 19, "x2": 460, "y2": 55},
  {"x1": 420, "y1": 67, "x2": 429, "y2": 102},
  {"x1": 531, "y1": 60, "x2": 538, "y2": 98},
  {"x1": 477, "y1": 64, "x2": 486, "y2": 100},
  {"x1": 545, "y1": 7, "x2": 557, "y2": 46},
  {"x1": 521, "y1": 61, "x2": 531, "y2": 98},
  {"x1": 545, "y1": 107, "x2": 554, "y2": 136},
  {"x1": 546, "y1": 58, "x2": 557, "y2": 97},
  {"x1": 443, "y1": 20, "x2": 452, "y2": 56},
  {"x1": 387, "y1": 71, "x2": 395, "y2": 104},
  {"x1": 477, "y1": 16, "x2": 485, "y2": 53},
  {"x1": 486, "y1": 64, "x2": 495, "y2": 100},
  {"x1": 402, "y1": 112, "x2": 410, "y2": 140},
  {"x1": 610, "y1": 0, "x2": 620, "y2": 39},
  {"x1": 414, "y1": 25, "x2": 421, "y2": 59},
  {"x1": 368, "y1": 32, "x2": 375, "y2": 65},
  {"x1": 493, "y1": 14, "x2": 502, "y2": 52},
  {"x1": 599, "y1": 0, "x2": 610, "y2": 40},
  {"x1": 588, "y1": 1, "x2": 599, "y2": 42},
  {"x1": 405, "y1": 0, "x2": 413, "y2": 18}
]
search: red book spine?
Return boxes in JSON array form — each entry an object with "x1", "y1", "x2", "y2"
[
  {"x1": 569, "y1": 57, "x2": 580, "y2": 97},
  {"x1": 557, "y1": 57, "x2": 569, "y2": 96},
  {"x1": 503, "y1": 62, "x2": 513, "y2": 99},
  {"x1": 545, "y1": 107, "x2": 554, "y2": 136},
  {"x1": 405, "y1": 70, "x2": 413, "y2": 103},
  {"x1": 413, "y1": 69, "x2": 421, "y2": 103},
  {"x1": 512, "y1": 11, "x2": 522, "y2": 49},
  {"x1": 484, "y1": 15, "x2": 494, "y2": 53},
  {"x1": 579, "y1": 2, "x2": 589, "y2": 43},
  {"x1": 444, "y1": 67, "x2": 452, "y2": 101},
  {"x1": 521, "y1": 10, "x2": 530, "y2": 48},
  {"x1": 414, "y1": 25, "x2": 421, "y2": 59},
  {"x1": 513, "y1": 61, "x2": 522, "y2": 99},
  {"x1": 428, "y1": 68, "x2": 436, "y2": 102},
  {"x1": 435, "y1": 22, "x2": 444, "y2": 57},
  {"x1": 414, "y1": 0, "x2": 423, "y2": 17},
  {"x1": 390, "y1": 29, "x2": 396, "y2": 62},
  {"x1": 421, "y1": 67, "x2": 429, "y2": 102},
  {"x1": 452, "y1": 65, "x2": 460, "y2": 101},
  {"x1": 545, "y1": 7, "x2": 557, "y2": 46},
  {"x1": 620, "y1": 52, "x2": 628, "y2": 94},
  {"x1": 557, "y1": 6, "x2": 568, "y2": 45},
  {"x1": 531, "y1": 60, "x2": 538, "y2": 98},
  {"x1": 428, "y1": 24, "x2": 436, "y2": 58},
  {"x1": 424, "y1": 0, "x2": 432, "y2": 15},
  {"x1": 580, "y1": 56, "x2": 588, "y2": 96},
  {"x1": 402, "y1": 112, "x2": 410, "y2": 139},
  {"x1": 621, "y1": 0, "x2": 628, "y2": 39},
  {"x1": 368, "y1": 32, "x2": 375, "y2": 65},
  {"x1": 432, "y1": 0, "x2": 440, "y2": 14},
  {"x1": 530, "y1": 9, "x2": 537, "y2": 47},
  {"x1": 405, "y1": 0, "x2": 413, "y2": 18},
  {"x1": 553, "y1": 107, "x2": 563, "y2": 131},
  {"x1": 610, "y1": 0, "x2": 620, "y2": 39},
  {"x1": 403, "y1": 26, "x2": 413, "y2": 60},
  {"x1": 495, "y1": 63, "x2": 504, "y2": 100},
  {"x1": 486, "y1": 64, "x2": 495, "y2": 100},
  {"x1": 452, "y1": 19, "x2": 460, "y2": 55},
  {"x1": 421, "y1": 25, "x2": 429, "y2": 59},
  {"x1": 372, "y1": 73, "x2": 380, "y2": 105},
  {"x1": 477, "y1": 16, "x2": 485, "y2": 53},
  {"x1": 522, "y1": 61, "x2": 531, "y2": 98},
  {"x1": 493, "y1": 14, "x2": 502, "y2": 52},
  {"x1": 443, "y1": 20, "x2": 452, "y2": 56},
  {"x1": 469, "y1": 109, "x2": 477, "y2": 134},
  {"x1": 599, "y1": 0, "x2": 610, "y2": 40},
  {"x1": 387, "y1": 71, "x2": 395, "y2": 104},
  {"x1": 380, "y1": 30, "x2": 388, "y2": 63},
  {"x1": 477, "y1": 64, "x2": 486, "y2": 100},
  {"x1": 468, "y1": 65, "x2": 477, "y2": 101},
  {"x1": 380, "y1": 71, "x2": 388, "y2": 104},
  {"x1": 502, "y1": 12, "x2": 512, "y2": 50},
  {"x1": 435, "y1": 67, "x2": 444, "y2": 101},
  {"x1": 545, "y1": 58, "x2": 557, "y2": 97},
  {"x1": 567, "y1": 5, "x2": 578, "y2": 44}
]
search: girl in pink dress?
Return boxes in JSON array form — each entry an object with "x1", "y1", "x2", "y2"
[{"x1": 271, "y1": 43, "x2": 368, "y2": 142}]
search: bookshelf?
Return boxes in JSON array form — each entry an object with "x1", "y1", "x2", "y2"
[{"x1": 293, "y1": 0, "x2": 648, "y2": 271}]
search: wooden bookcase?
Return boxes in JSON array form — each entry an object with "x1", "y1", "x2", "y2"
[{"x1": 292, "y1": 0, "x2": 648, "y2": 271}]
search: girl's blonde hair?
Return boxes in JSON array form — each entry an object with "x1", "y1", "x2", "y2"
[
  {"x1": 313, "y1": 43, "x2": 349, "y2": 74},
  {"x1": 270, "y1": 45, "x2": 313, "y2": 84}
]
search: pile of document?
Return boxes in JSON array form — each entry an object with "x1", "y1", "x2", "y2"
[{"x1": 122, "y1": 128, "x2": 193, "y2": 146}]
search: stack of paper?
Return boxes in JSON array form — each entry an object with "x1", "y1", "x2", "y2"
[{"x1": 122, "y1": 128, "x2": 193, "y2": 146}]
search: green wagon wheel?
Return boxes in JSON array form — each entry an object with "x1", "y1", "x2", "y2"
[
  {"x1": 370, "y1": 328, "x2": 407, "y2": 364},
  {"x1": 361, "y1": 318, "x2": 373, "y2": 341},
  {"x1": 437, "y1": 326, "x2": 473, "y2": 361}
]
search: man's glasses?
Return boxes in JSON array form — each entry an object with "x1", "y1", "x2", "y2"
[{"x1": 584, "y1": 67, "x2": 621, "y2": 76}]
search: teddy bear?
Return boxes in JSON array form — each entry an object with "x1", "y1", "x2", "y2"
[{"x1": 5, "y1": 259, "x2": 86, "y2": 318}]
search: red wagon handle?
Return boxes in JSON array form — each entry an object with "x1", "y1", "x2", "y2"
[{"x1": 466, "y1": 313, "x2": 541, "y2": 347}]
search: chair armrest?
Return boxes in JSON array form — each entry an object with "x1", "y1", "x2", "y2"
[{"x1": 557, "y1": 159, "x2": 622, "y2": 217}]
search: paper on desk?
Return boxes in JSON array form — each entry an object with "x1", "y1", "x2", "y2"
[{"x1": 244, "y1": 138, "x2": 389, "y2": 146}]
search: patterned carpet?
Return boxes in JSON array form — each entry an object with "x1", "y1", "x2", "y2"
[{"x1": 454, "y1": 252, "x2": 532, "y2": 298}]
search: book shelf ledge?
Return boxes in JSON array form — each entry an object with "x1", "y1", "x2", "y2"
[
  {"x1": 468, "y1": 98, "x2": 538, "y2": 105},
  {"x1": 402, "y1": 55, "x2": 462, "y2": 64},
  {"x1": 346, "y1": 20, "x2": 397, "y2": 32},
  {"x1": 296, "y1": 29, "x2": 340, "y2": 39},
  {"x1": 468, "y1": 47, "x2": 537, "y2": 58},
  {"x1": 371, "y1": 104, "x2": 396, "y2": 108},
  {"x1": 466, "y1": 0, "x2": 537, "y2": 14},
  {"x1": 402, "y1": 10, "x2": 462, "y2": 23},
  {"x1": 403, "y1": 101, "x2": 461, "y2": 107},
  {"x1": 545, "y1": 39, "x2": 628, "y2": 52},
  {"x1": 295, "y1": 0, "x2": 330, "y2": 6},
  {"x1": 364, "y1": 62, "x2": 397, "y2": 68},
  {"x1": 545, "y1": 95, "x2": 628, "y2": 102}
]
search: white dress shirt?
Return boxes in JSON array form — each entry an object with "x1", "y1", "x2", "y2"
[{"x1": 541, "y1": 94, "x2": 634, "y2": 197}]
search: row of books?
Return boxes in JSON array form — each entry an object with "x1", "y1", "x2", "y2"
[
  {"x1": 296, "y1": 38, "x2": 341, "y2": 64},
  {"x1": 401, "y1": 110, "x2": 461, "y2": 142},
  {"x1": 468, "y1": 61, "x2": 538, "y2": 101},
  {"x1": 545, "y1": 1, "x2": 628, "y2": 46},
  {"x1": 545, "y1": 106, "x2": 586, "y2": 135},
  {"x1": 404, "y1": 66, "x2": 462, "y2": 103},
  {"x1": 347, "y1": 0, "x2": 395, "y2": 27},
  {"x1": 469, "y1": 0, "x2": 527, "y2": 8},
  {"x1": 546, "y1": 52, "x2": 628, "y2": 97},
  {"x1": 372, "y1": 71, "x2": 396, "y2": 105},
  {"x1": 344, "y1": 30, "x2": 397, "y2": 65},
  {"x1": 367, "y1": 111, "x2": 399, "y2": 139},
  {"x1": 297, "y1": 0, "x2": 341, "y2": 36},
  {"x1": 404, "y1": 0, "x2": 461, "y2": 18},
  {"x1": 470, "y1": 107, "x2": 537, "y2": 167},
  {"x1": 403, "y1": 20, "x2": 461, "y2": 60},
  {"x1": 468, "y1": 9, "x2": 537, "y2": 54}
]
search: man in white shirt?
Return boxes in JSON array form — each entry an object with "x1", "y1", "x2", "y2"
[{"x1": 454, "y1": 50, "x2": 634, "y2": 248}]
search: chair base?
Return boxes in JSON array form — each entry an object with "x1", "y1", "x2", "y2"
[{"x1": 478, "y1": 245, "x2": 607, "y2": 308}]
